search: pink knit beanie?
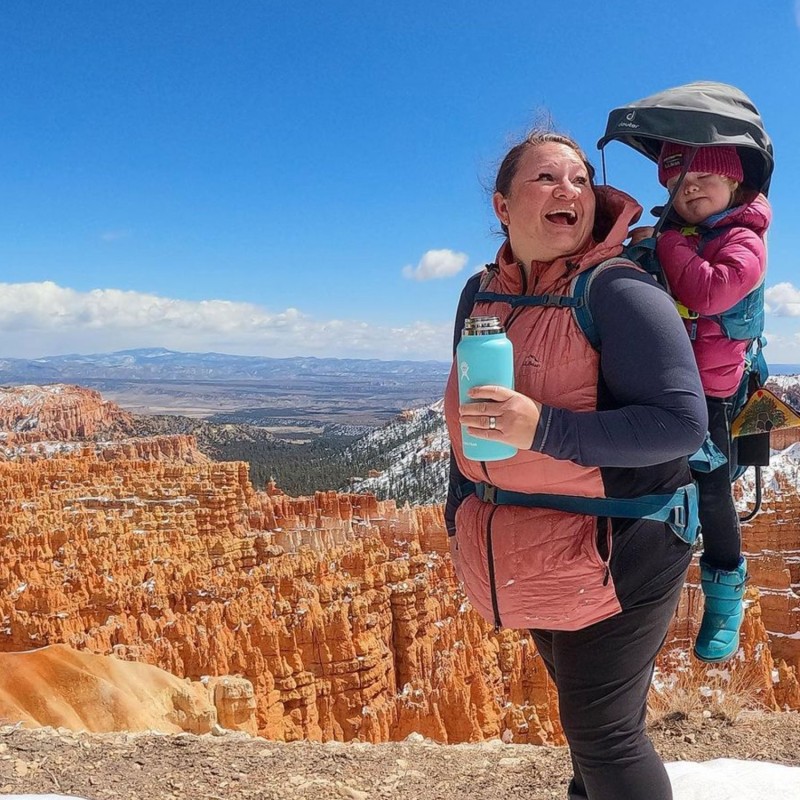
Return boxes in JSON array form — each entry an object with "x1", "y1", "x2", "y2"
[{"x1": 657, "y1": 143, "x2": 744, "y2": 186}]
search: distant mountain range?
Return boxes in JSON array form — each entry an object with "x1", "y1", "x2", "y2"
[
  {"x1": 0, "y1": 347, "x2": 450, "y2": 383},
  {"x1": 0, "y1": 348, "x2": 451, "y2": 426},
  {"x1": 1, "y1": 348, "x2": 796, "y2": 384}
]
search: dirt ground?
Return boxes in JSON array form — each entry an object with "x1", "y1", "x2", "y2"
[{"x1": 1, "y1": 711, "x2": 799, "y2": 800}]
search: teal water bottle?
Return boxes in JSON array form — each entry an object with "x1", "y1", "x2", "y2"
[{"x1": 457, "y1": 316, "x2": 517, "y2": 462}]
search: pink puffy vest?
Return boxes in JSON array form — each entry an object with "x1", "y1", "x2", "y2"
[{"x1": 444, "y1": 247, "x2": 624, "y2": 631}]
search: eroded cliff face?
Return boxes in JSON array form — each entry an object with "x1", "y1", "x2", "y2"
[
  {"x1": 0, "y1": 643, "x2": 218, "y2": 734},
  {"x1": 0, "y1": 385, "x2": 133, "y2": 445},
  {"x1": 0, "y1": 440, "x2": 562, "y2": 744},
  {"x1": 0, "y1": 384, "x2": 799, "y2": 744}
]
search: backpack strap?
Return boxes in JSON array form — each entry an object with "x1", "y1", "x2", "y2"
[
  {"x1": 475, "y1": 292, "x2": 583, "y2": 309},
  {"x1": 471, "y1": 256, "x2": 641, "y2": 350},
  {"x1": 465, "y1": 257, "x2": 702, "y2": 542},
  {"x1": 456, "y1": 264, "x2": 498, "y2": 323},
  {"x1": 474, "y1": 263, "x2": 585, "y2": 309},
  {"x1": 478, "y1": 263, "x2": 499, "y2": 293},
  {"x1": 569, "y1": 257, "x2": 643, "y2": 351},
  {"x1": 687, "y1": 224, "x2": 730, "y2": 253},
  {"x1": 475, "y1": 481, "x2": 700, "y2": 546},
  {"x1": 671, "y1": 224, "x2": 756, "y2": 339}
]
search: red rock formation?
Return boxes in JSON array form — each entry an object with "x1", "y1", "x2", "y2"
[
  {"x1": 265, "y1": 478, "x2": 284, "y2": 496},
  {"x1": 0, "y1": 441, "x2": 563, "y2": 744},
  {"x1": 771, "y1": 427, "x2": 800, "y2": 451},
  {"x1": 0, "y1": 644, "x2": 222, "y2": 733},
  {"x1": 0, "y1": 384, "x2": 798, "y2": 746},
  {"x1": 0, "y1": 385, "x2": 132, "y2": 444}
]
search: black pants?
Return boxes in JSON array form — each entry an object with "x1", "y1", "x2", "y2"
[
  {"x1": 531, "y1": 560, "x2": 687, "y2": 800},
  {"x1": 693, "y1": 396, "x2": 741, "y2": 570}
]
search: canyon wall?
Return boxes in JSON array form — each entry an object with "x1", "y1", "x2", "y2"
[
  {"x1": 0, "y1": 384, "x2": 799, "y2": 743},
  {"x1": 0, "y1": 385, "x2": 133, "y2": 445},
  {"x1": 0, "y1": 442, "x2": 560, "y2": 743}
]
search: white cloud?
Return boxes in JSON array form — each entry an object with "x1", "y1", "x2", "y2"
[
  {"x1": 100, "y1": 229, "x2": 131, "y2": 242},
  {"x1": 402, "y1": 249, "x2": 468, "y2": 281},
  {"x1": 760, "y1": 330, "x2": 800, "y2": 364},
  {"x1": 765, "y1": 282, "x2": 800, "y2": 317},
  {"x1": 0, "y1": 281, "x2": 451, "y2": 361}
]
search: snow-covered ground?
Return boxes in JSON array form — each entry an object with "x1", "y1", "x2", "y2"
[
  {"x1": 666, "y1": 759, "x2": 800, "y2": 798},
  {"x1": 6, "y1": 759, "x2": 800, "y2": 799},
  {"x1": 767, "y1": 374, "x2": 800, "y2": 392},
  {"x1": 345, "y1": 399, "x2": 450, "y2": 505},
  {"x1": 736, "y1": 441, "x2": 800, "y2": 510}
]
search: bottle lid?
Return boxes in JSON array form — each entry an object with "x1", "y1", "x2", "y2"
[{"x1": 462, "y1": 316, "x2": 504, "y2": 336}]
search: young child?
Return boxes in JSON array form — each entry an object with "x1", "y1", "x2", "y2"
[{"x1": 653, "y1": 143, "x2": 772, "y2": 662}]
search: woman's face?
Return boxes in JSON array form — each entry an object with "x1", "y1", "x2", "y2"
[
  {"x1": 666, "y1": 171, "x2": 737, "y2": 224},
  {"x1": 493, "y1": 142, "x2": 596, "y2": 266}
]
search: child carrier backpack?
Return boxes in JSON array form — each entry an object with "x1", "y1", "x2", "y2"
[
  {"x1": 620, "y1": 229, "x2": 770, "y2": 519},
  {"x1": 598, "y1": 81, "x2": 776, "y2": 521}
]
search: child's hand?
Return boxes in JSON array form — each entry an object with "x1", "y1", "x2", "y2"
[{"x1": 629, "y1": 226, "x2": 655, "y2": 244}]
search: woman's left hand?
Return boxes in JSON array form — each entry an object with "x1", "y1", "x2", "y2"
[{"x1": 459, "y1": 386, "x2": 541, "y2": 450}]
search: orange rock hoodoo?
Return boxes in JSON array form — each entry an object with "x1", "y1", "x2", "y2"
[
  {"x1": 0, "y1": 438, "x2": 559, "y2": 743},
  {"x1": 0, "y1": 384, "x2": 799, "y2": 743},
  {"x1": 0, "y1": 384, "x2": 133, "y2": 445}
]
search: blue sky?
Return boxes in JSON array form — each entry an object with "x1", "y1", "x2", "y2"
[{"x1": 1, "y1": 1, "x2": 799, "y2": 362}]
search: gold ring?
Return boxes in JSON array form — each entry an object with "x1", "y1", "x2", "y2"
[{"x1": 488, "y1": 416, "x2": 497, "y2": 430}]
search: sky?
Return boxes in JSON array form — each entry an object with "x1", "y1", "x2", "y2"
[
  {"x1": 6, "y1": 758, "x2": 800, "y2": 799},
  {"x1": 1, "y1": 1, "x2": 799, "y2": 363}
]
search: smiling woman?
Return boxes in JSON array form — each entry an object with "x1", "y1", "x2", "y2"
[
  {"x1": 492, "y1": 138, "x2": 596, "y2": 268},
  {"x1": 442, "y1": 127, "x2": 709, "y2": 800}
]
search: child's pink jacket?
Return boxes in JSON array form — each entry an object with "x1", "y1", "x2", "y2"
[{"x1": 656, "y1": 195, "x2": 771, "y2": 398}]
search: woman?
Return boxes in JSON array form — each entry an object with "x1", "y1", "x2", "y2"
[{"x1": 443, "y1": 130, "x2": 708, "y2": 800}]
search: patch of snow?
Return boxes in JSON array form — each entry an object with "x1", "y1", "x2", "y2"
[{"x1": 665, "y1": 758, "x2": 800, "y2": 799}]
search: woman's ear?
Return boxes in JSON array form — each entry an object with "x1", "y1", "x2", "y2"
[{"x1": 492, "y1": 192, "x2": 510, "y2": 227}]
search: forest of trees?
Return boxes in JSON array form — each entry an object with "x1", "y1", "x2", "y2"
[
  {"x1": 211, "y1": 433, "x2": 364, "y2": 496},
  {"x1": 213, "y1": 407, "x2": 447, "y2": 501}
]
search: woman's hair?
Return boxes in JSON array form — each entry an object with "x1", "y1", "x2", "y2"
[{"x1": 494, "y1": 129, "x2": 596, "y2": 237}]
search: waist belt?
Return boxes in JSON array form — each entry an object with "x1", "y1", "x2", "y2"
[{"x1": 474, "y1": 482, "x2": 700, "y2": 545}]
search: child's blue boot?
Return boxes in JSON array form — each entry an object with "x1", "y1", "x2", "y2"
[{"x1": 694, "y1": 556, "x2": 748, "y2": 663}]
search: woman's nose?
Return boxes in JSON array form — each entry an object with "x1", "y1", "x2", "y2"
[{"x1": 554, "y1": 178, "x2": 579, "y2": 198}]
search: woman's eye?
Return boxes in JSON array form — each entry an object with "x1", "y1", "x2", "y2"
[
  {"x1": 573, "y1": 176, "x2": 588, "y2": 185},
  {"x1": 536, "y1": 173, "x2": 554, "y2": 181}
]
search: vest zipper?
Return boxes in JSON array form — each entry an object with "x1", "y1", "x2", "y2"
[
  {"x1": 486, "y1": 508, "x2": 502, "y2": 629},
  {"x1": 598, "y1": 518, "x2": 612, "y2": 586}
]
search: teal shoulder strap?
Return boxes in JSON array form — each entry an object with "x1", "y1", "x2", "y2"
[
  {"x1": 471, "y1": 257, "x2": 641, "y2": 350},
  {"x1": 570, "y1": 257, "x2": 642, "y2": 351}
]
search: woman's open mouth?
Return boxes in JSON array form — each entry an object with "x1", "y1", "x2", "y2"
[{"x1": 545, "y1": 209, "x2": 578, "y2": 226}]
